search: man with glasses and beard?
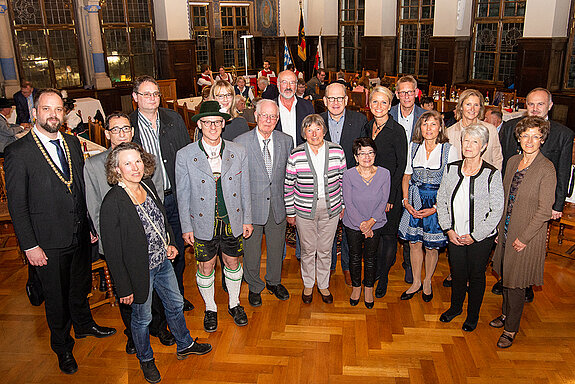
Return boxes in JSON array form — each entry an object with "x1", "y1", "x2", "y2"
[{"x1": 5, "y1": 88, "x2": 116, "y2": 374}]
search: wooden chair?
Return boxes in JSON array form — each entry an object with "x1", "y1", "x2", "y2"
[
  {"x1": 0, "y1": 159, "x2": 24, "y2": 263},
  {"x1": 88, "y1": 118, "x2": 109, "y2": 148},
  {"x1": 157, "y1": 79, "x2": 178, "y2": 102},
  {"x1": 165, "y1": 100, "x2": 177, "y2": 111},
  {"x1": 362, "y1": 69, "x2": 378, "y2": 78},
  {"x1": 515, "y1": 96, "x2": 527, "y2": 109},
  {"x1": 428, "y1": 83, "x2": 446, "y2": 97},
  {"x1": 348, "y1": 90, "x2": 367, "y2": 109},
  {"x1": 185, "y1": 107, "x2": 197, "y2": 141},
  {"x1": 496, "y1": 90, "x2": 516, "y2": 107},
  {"x1": 558, "y1": 138, "x2": 575, "y2": 248},
  {"x1": 89, "y1": 259, "x2": 116, "y2": 309},
  {"x1": 176, "y1": 102, "x2": 190, "y2": 129}
]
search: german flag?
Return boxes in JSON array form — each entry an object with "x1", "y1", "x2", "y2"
[{"x1": 297, "y1": 7, "x2": 306, "y2": 61}]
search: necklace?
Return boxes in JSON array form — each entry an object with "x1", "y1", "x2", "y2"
[
  {"x1": 32, "y1": 129, "x2": 74, "y2": 194},
  {"x1": 372, "y1": 121, "x2": 385, "y2": 139}
]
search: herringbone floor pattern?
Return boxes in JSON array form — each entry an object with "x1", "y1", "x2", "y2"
[{"x1": 1, "y1": 224, "x2": 575, "y2": 383}]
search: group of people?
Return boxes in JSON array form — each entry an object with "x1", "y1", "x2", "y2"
[{"x1": 5, "y1": 66, "x2": 572, "y2": 383}]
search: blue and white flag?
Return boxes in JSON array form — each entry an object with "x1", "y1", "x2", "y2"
[{"x1": 283, "y1": 37, "x2": 293, "y2": 69}]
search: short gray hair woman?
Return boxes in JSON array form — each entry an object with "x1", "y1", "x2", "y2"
[
  {"x1": 284, "y1": 114, "x2": 346, "y2": 304},
  {"x1": 436, "y1": 123, "x2": 504, "y2": 331}
]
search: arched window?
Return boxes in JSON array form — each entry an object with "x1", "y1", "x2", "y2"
[
  {"x1": 397, "y1": 0, "x2": 434, "y2": 77},
  {"x1": 9, "y1": 0, "x2": 83, "y2": 88},
  {"x1": 100, "y1": 0, "x2": 156, "y2": 83},
  {"x1": 471, "y1": 0, "x2": 525, "y2": 83}
]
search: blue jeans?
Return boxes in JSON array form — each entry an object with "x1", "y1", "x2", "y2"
[
  {"x1": 330, "y1": 223, "x2": 349, "y2": 271},
  {"x1": 131, "y1": 259, "x2": 193, "y2": 362}
]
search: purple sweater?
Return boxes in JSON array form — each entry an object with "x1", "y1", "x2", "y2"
[{"x1": 342, "y1": 166, "x2": 391, "y2": 231}]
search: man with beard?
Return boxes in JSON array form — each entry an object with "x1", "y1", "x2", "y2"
[
  {"x1": 275, "y1": 70, "x2": 314, "y2": 147},
  {"x1": 5, "y1": 89, "x2": 116, "y2": 375}
]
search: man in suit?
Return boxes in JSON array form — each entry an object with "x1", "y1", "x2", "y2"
[
  {"x1": 496, "y1": 87, "x2": 575, "y2": 301},
  {"x1": 5, "y1": 88, "x2": 116, "y2": 375},
  {"x1": 388, "y1": 75, "x2": 426, "y2": 291},
  {"x1": 306, "y1": 68, "x2": 327, "y2": 100},
  {"x1": 130, "y1": 75, "x2": 194, "y2": 312},
  {"x1": 320, "y1": 82, "x2": 367, "y2": 285},
  {"x1": 234, "y1": 99, "x2": 293, "y2": 307},
  {"x1": 13, "y1": 80, "x2": 35, "y2": 126},
  {"x1": 84, "y1": 112, "x2": 172, "y2": 354},
  {"x1": 276, "y1": 70, "x2": 315, "y2": 148},
  {"x1": 258, "y1": 76, "x2": 279, "y2": 100},
  {"x1": 0, "y1": 97, "x2": 24, "y2": 154},
  {"x1": 176, "y1": 101, "x2": 253, "y2": 333}
]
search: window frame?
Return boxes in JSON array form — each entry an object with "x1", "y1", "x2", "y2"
[
  {"x1": 339, "y1": 0, "x2": 365, "y2": 71},
  {"x1": 219, "y1": 4, "x2": 250, "y2": 72},
  {"x1": 563, "y1": 0, "x2": 575, "y2": 90},
  {"x1": 396, "y1": 0, "x2": 435, "y2": 79},
  {"x1": 100, "y1": 0, "x2": 156, "y2": 84},
  {"x1": 470, "y1": 0, "x2": 526, "y2": 84},
  {"x1": 8, "y1": 0, "x2": 84, "y2": 89},
  {"x1": 189, "y1": 3, "x2": 211, "y2": 73}
]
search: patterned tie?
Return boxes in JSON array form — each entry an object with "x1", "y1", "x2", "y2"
[
  {"x1": 49, "y1": 139, "x2": 70, "y2": 180},
  {"x1": 263, "y1": 138, "x2": 272, "y2": 178}
]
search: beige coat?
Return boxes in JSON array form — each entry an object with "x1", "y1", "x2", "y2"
[
  {"x1": 446, "y1": 120, "x2": 503, "y2": 170},
  {"x1": 492, "y1": 152, "x2": 556, "y2": 288}
]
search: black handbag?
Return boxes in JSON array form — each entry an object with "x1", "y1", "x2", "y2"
[{"x1": 25, "y1": 264, "x2": 44, "y2": 306}]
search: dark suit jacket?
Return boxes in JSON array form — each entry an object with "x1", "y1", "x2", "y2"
[
  {"x1": 499, "y1": 116, "x2": 575, "y2": 212},
  {"x1": 321, "y1": 109, "x2": 368, "y2": 168},
  {"x1": 275, "y1": 96, "x2": 315, "y2": 146},
  {"x1": 100, "y1": 178, "x2": 175, "y2": 303},
  {"x1": 13, "y1": 89, "x2": 36, "y2": 124},
  {"x1": 130, "y1": 107, "x2": 191, "y2": 194},
  {"x1": 389, "y1": 104, "x2": 426, "y2": 141},
  {"x1": 5, "y1": 131, "x2": 88, "y2": 250},
  {"x1": 261, "y1": 84, "x2": 279, "y2": 100}
]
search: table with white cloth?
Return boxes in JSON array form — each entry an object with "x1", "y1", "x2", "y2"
[
  {"x1": 74, "y1": 97, "x2": 106, "y2": 123},
  {"x1": 502, "y1": 109, "x2": 527, "y2": 121},
  {"x1": 177, "y1": 97, "x2": 202, "y2": 110}
]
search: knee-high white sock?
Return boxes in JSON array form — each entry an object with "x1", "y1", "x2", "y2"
[
  {"x1": 224, "y1": 264, "x2": 243, "y2": 308},
  {"x1": 196, "y1": 270, "x2": 217, "y2": 312}
]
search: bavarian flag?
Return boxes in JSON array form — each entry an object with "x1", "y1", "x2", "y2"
[{"x1": 297, "y1": 8, "x2": 306, "y2": 61}]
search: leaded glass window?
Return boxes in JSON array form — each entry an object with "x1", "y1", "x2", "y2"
[
  {"x1": 339, "y1": 0, "x2": 364, "y2": 71},
  {"x1": 471, "y1": 0, "x2": 525, "y2": 83},
  {"x1": 564, "y1": 1, "x2": 575, "y2": 89},
  {"x1": 10, "y1": 0, "x2": 82, "y2": 88},
  {"x1": 398, "y1": 0, "x2": 434, "y2": 78},
  {"x1": 101, "y1": 0, "x2": 155, "y2": 83},
  {"x1": 190, "y1": 5, "x2": 210, "y2": 72},
  {"x1": 220, "y1": 5, "x2": 249, "y2": 70}
]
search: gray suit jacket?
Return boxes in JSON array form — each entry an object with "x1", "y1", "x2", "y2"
[
  {"x1": 234, "y1": 128, "x2": 294, "y2": 225},
  {"x1": 0, "y1": 114, "x2": 23, "y2": 153},
  {"x1": 175, "y1": 140, "x2": 252, "y2": 240},
  {"x1": 389, "y1": 104, "x2": 426, "y2": 142},
  {"x1": 84, "y1": 147, "x2": 164, "y2": 253}
]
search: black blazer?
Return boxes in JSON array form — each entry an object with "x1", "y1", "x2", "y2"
[
  {"x1": 261, "y1": 84, "x2": 279, "y2": 100},
  {"x1": 499, "y1": 116, "x2": 575, "y2": 211},
  {"x1": 13, "y1": 89, "x2": 36, "y2": 124},
  {"x1": 5, "y1": 131, "x2": 88, "y2": 250},
  {"x1": 130, "y1": 107, "x2": 191, "y2": 193},
  {"x1": 321, "y1": 109, "x2": 368, "y2": 169},
  {"x1": 100, "y1": 178, "x2": 176, "y2": 303},
  {"x1": 275, "y1": 96, "x2": 315, "y2": 146}
]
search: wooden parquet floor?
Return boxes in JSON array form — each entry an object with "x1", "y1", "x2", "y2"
[{"x1": 2, "y1": 223, "x2": 575, "y2": 383}]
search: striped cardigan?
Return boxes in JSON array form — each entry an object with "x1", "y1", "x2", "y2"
[{"x1": 284, "y1": 141, "x2": 346, "y2": 220}]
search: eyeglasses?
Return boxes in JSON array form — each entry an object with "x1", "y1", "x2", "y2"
[
  {"x1": 199, "y1": 119, "x2": 224, "y2": 128},
  {"x1": 279, "y1": 80, "x2": 297, "y2": 86},
  {"x1": 106, "y1": 126, "x2": 133, "y2": 134},
  {"x1": 357, "y1": 151, "x2": 375, "y2": 157},
  {"x1": 397, "y1": 90, "x2": 415, "y2": 97},
  {"x1": 215, "y1": 93, "x2": 233, "y2": 100},
  {"x1": 258, "y1": 113, "x2": 278, "y2": 120},
  {"x1": 519, "y1": 134, "x2": 543, "y2": 141},
  {"x1": 326, "y1": 96, "x2": 346, "y2": 103},
  {"x1": 136, "y1": 92, "x2": 161, "y2": 99}
]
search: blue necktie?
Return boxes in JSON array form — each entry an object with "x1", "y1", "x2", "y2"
[{"x1": 49, "y1": 139, "x2": 70, "y2": 180}]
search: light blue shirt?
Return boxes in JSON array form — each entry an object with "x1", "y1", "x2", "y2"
[{"x1": 327, "y1": 109, "x2": 346, "y2": 145}]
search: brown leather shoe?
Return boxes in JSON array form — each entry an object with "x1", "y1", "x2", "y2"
[
  {"x1": 343, "y1": 270, "x2": 352, "y2": 286},
  {"x1": 302, "y1": 289, "x2": 313, "y2": 304},
  {"x1": 317, "y1": 287, "x2": 333, "y2": 304}
]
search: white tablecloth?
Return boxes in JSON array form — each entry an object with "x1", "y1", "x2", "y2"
[
  {"x1": 75, "y1": 97, "x2": 105, "y2": 123},
  {"x1": 502, "y1": 109, "x2": 527, "y2": 122},
  {"x1": 177, "y1": 97, "x2": 202, "y2": 110}
]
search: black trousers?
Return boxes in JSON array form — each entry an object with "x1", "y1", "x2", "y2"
[
  {"x1": 375, "y1": 234, "x2": 398, "y2": 284},
  {"x1": 502, "y1": 287, "x2": 525, "y2": 332},
  {"x1": 35, "y1": 236, "x2": 94, "y2": 355},
  {"x1": 446, "y1": 235, "x2": 495, "y2": 325},
  {"x1": 164, "y1": 193, "x2": 186, "y2": 297},
  {"x1": 346, "y1": 226, "x2": 383, "y2": 287}
]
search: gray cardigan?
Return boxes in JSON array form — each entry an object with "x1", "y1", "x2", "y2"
[{"x1": 437, "y1": 160, "x2": 504, "y2": 242}]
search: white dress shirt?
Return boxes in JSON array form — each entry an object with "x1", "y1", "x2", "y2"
[
  {"x1": 278, "y1": 97, "x2": 298, "y2": 148},
  {"x1": 397, "y1": 107, "x2": 415, "y2": 145},
  {"x1": 33, "y1": 126, "x2": 67, "y2": 173},
  {"x1": 309, "y1": 143, "x2": 326, "y2": 197},
  {"x1": 202, "y1": 138, "x2": 222, "y2": 174},
  {"x1": 256, "y1": 129, "x2": 274, "y2": 163}
]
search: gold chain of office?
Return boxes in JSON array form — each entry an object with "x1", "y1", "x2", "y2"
[{"x1": 31, "y1": 130, "x2": 74, "y2": 194}]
